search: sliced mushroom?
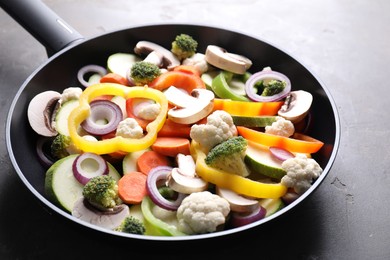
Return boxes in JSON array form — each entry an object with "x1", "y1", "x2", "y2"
[
  {"x1": 143, "y1": 50, "x2": 164, "y2": 67},
  {"x1": 165, "y1": 86, "x2": 215, "y2": 124},
  {"x1": 205, "y1": 45, "x2": 252, "y2": 75},
  {"x1": 167, "y1": 167, "x2": 208, "y2": 194},
  {"x1": 278, "y1": 90, "x2": 313, "y2": 123},
  {"x1": 72, "y1": 198, "x2": 130, "y2": 230},
  {"x1": 134, "y1": 41, "x2": 180, "y2": 70},
  {"x1": 163, "y1": 85, "x2": 197, "y2": 108},
  {"x1": 27, "y1": 90, "x2": 61, "y2": 136},
  {"x1": 216, "y1": 186, "x2": 259, "y2": 213}
]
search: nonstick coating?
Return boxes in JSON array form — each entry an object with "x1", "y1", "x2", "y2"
[{"x1": 6, "y1": 23, "x2": 340, "y2": 241}]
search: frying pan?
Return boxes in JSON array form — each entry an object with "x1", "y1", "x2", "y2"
[{"x1": 2, "y1": 0, "x2": 340, "y2": 242}]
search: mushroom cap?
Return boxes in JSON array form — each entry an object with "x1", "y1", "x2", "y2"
[
  {"x1": 27, "y1": 90, "x2": 61, "y2": 137},
  {"x1": 134, "y1": 41, "x2": 180, "y2": 70},
  {"x1": 278, "y1": 90, "x2": 313, "y2": 123},
  {"x1": 216, "y1": 186, "x2": 259, "y2": 213},
  {"x1": 205, "y1": 45, "x2": 252, "y2": 74},
  {"x1": 72, "y1": 198, "x2": 130, "y2": 230},
  {"x1": 165, "y1": 87, "x2": 215, "y2": 124},
  {"x1": 167, "y1": 168, "x2": 208, "y2": 194}
]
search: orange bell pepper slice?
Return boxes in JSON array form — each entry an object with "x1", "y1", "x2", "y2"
[
  {"x1": 149, "y1": 67, "x2": 205, "y2": 94},
  {"x1": 213, "y1": 98, "x2": 284, "y2": 116},
  {"x1": 172, "y1": 65, "x2": 201, "y2": 77},
  {"x1": 68, "y1": 83, "x2": 168, "y2": 155},
  {"x1": 237, "y1": 126, "x2": 324, "y2": 154}
]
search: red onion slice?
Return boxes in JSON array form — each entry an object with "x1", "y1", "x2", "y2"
[
  {"x1": 72, "y1": 152, "x2": 109, "y2": 185},
  {"x1": 229, "y1": 204, "x2": 267, "y2": 228},
  {"x1": 245, "y1": 69, "x2": 291, "y2": 102},
  {"x1": 36, "y1": 136, "x2": 55, "y2": 168},
  {"x1": 146, "y1": 166, "x2": 187, "y2": 211},
  {"x1": 269, "y1": 146, "x2": 295, "y2": 161},
  {"x1": 81, "y1": 99, "x2": 123, "y2": 136},
  {"x1": 77, "y1": 64, "x2": 107, "y2": 88}
]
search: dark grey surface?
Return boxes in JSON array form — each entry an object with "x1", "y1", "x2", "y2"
[{"x1": 0, "y1": 0, "x2": 388, "y2": 259}]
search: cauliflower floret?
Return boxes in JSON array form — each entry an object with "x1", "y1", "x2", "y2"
[
  {"x1": 115, "y1": 118, "x2": 143, "y2": 138},
  {"x1": 190, "y1": 110, "x2": 237, "y2": 150},
  {"x1": 281, "y1": 154, "x2": 323, "y2": 194},
  {"x1": 137, "y1": 102, "x2": 161, "y2": 121},
  {"x1": 265, "y1": 116, "x2": 294, "y2": 137},
  {"x1": 60, "y1": 87, "x2": 82, "y2": 103},
  {"x1": 176, "y1": 191, "x2": 230, "y2": 235},
  {"x1": 182, "y1": 53, "x2": 210, "y2": 74}
]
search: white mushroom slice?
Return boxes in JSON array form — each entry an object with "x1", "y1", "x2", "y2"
[
  {"x1": 176, "y1": 154, "x2": 196, "y2": 177},
  {"x1": 205, "y1": 45, "x2": 252, "y2": 75},
  {"x1": 143, "y1": 50, "x2": 164, "y2": 67},
  {"x1": 278, "y1": 90, "x2": 313, "y2": 123},
  {"x1": 72, "y1": 198, "x2": 130, "y2": 230},
  {"x1": 164, "y1": 86, "x2": 197, "y2": 108},
  {"x1": 167, "y1": 168, "x2": 208, "y2": 194},
  {"x1": 216, "y1": 187, "x2": 259, "y2": 213},
  {"x1": 166, "y1": 87, "x2": 215, "y2": 124},
  {"x1": 27, "y1": 90, "x2": 61, "y2": 137},
  {"x1": 134, "y1": 41, "x2": 180, "y2": 70},
  {"x1": 225, "y1": 52, "x2": 253, "y2": 70}
]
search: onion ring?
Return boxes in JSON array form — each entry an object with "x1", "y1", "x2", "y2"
[
  {"x1": 146, "y1": 166, "x2": 187, "y2": 211},
  {"x1": 245, "y1": 69, "x2": 291, "y2": 102},
  {"x1": 77, "y1": 64, "x2": 107, "y2": 88},
  {"x1": 72, "y1": 152, "x2": 109, "y2": 185},
  {"x1": 36, "y1": 136, "x2": 55, "y2": 168},
  {"x1": 229, "y1": 204, "x2": 267, "y2": 228},
  {"x1": 81, "y1": 99, "x2": 123, "y2": 136}
]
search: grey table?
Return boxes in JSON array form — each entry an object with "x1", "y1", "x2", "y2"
[{"x1": 0, "y1": 0, "x2": 388, "y2": 259}]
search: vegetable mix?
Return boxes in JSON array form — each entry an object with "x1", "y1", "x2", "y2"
[{"x1": 28, "y1": 34, "x2": 324, "y2": 236}]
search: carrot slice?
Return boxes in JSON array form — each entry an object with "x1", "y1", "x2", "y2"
[
  {"x1": 100, "y1": 72, "x2": 128, "y2": 85},
  {"x1": 152, "y1": 137, "x2": 191, "y2": 157},
  {"x1": 118, "y1": 171, "x2": 148, "y2": 204},
  {"x1": 237, "y1": 126, "x2": 324, "y2": 154},
  {"x1": 149, "y1": 70, "x2": 205, "y2": 93},
  {"x1": 157, "y1": 118, "x2": 192, "y2": 138},
  {"x1": 137, "y1": 150, "x2": 171, "y2": 175}
]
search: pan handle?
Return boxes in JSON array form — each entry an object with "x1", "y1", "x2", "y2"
[{"x1": 0, "y1": 0, "x2": 84, "y2": 56}]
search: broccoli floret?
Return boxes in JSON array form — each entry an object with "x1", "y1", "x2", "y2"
[
  {"x1": 158, "y1": 186, "x2": 177, "y2": 199},
  {"x1": 255, "y1": 79, "x2": 286, "y2": 97},
  {"x1": 171, "y1": 34, "x2": 198, "y2": 60},
  {"x1": 50, "y1": 134, "x2": 72, "y2": 160},
  {"x1": 82, "y1": 175, "x2": 121, "y2": 210},
  {"x1": 130, "y1": 61, "x2": 161, "y2": 86},
  {"x1": 115, "y1": 216, "x2": 146, "y2": 235},
  {"x1": 205, "y1": 136, "x2": 250, "y2": 177}
]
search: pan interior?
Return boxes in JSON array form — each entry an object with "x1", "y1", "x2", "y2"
[{"x1": 6, "y1": 24, "x2": 340, "y2": 240}]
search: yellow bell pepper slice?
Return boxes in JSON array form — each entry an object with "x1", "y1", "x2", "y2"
[
  {"x1": 191, "y1": 141, "x2": 287, "y2": 199},
  {"x1": 68, "y1": 83, "x2": 168, "y2": 154}
]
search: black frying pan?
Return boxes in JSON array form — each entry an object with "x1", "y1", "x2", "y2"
[{"x1": 2, "y1": 0, "x2": 340, "y2": 242}]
